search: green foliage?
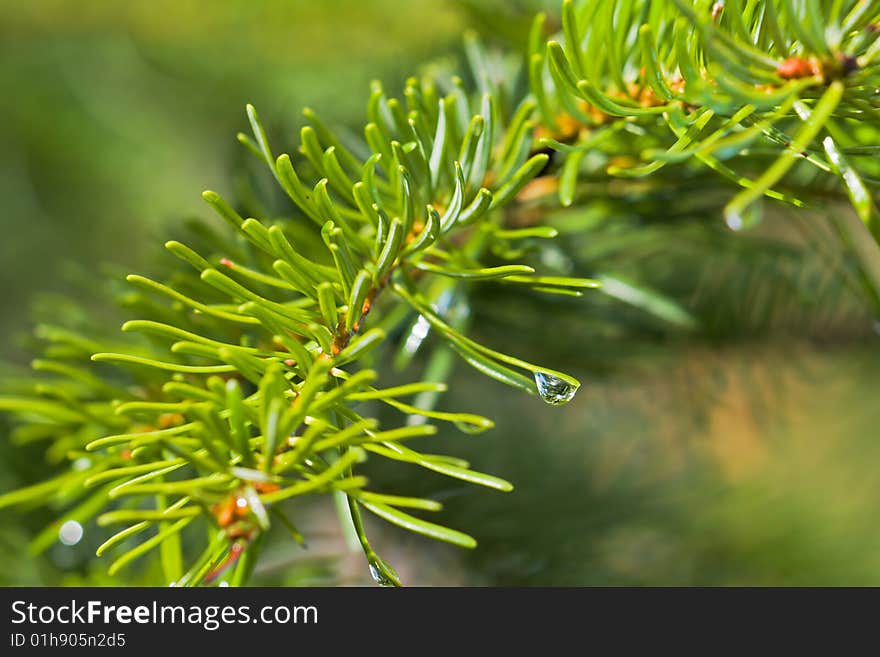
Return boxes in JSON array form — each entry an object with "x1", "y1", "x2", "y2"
[
  {"x1": 2, "y1": 0, "x2": 879, "y2": 586},
  {"x1": 535, "y1": 0, "x2": 880, "y2": 302}
]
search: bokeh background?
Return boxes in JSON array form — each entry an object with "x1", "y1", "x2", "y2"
[{"x1": 2, "y1": 0, "x2": 879, "y2": 586}]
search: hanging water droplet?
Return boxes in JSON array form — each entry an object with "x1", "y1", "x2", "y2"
[
  {"x1": 368, "y1": 564, "x2": 393, "y2": 586},
  {"x1": 725, "y1": 201, "x2": 762, "y2": 232},
  {"x1": 725, "y1": 211, "x2": 744, "y2": 231},
  {"x1": 368, "y1": 557, "x2": 400, "y2": 587},
  {"x1": 534, "y1": 372, "x2": 579, "y2": 406},
  {"x1": 453, "y1": 418, "x2": 493, "y2": 435}
]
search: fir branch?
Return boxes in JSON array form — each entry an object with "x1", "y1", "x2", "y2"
[{"x1": 1, "y1": 0, "x2": 879, "y2": 587}]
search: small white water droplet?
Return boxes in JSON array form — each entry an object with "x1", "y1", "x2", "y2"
[
  {"x1": 368, "y1": 558, "x2": 400, "y2": 587},
  {"x1": 725, "y1": 211, "x2": 744, "y2": 231},
  {"x1": 534, "y1": 372, "x2": 579, "y2": 406},
  {"x1": 219, "y1": 581, "x2": 229, "y2": 588},
  {"x1": 58, "y1": 520, "x2": 83, "y2": 546},
  {"x1": 726, "y1": 202, "x2": 762, "y2": 232},
  {"x1": 72, "y1": 457, "x2": 92, "y2": 471}
]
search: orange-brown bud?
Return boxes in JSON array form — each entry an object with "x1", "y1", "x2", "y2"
[{"x1": 776, "y1": 57, "x2": 819, "y2": 80}]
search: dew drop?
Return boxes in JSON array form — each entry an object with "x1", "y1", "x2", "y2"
[
  {"x1": 453, "y1": 419, "x2": 492, "y2": 435},
  {"x1": 368, "y1": 557, "x2": 400, "y2": 587},
  {"x1": 725, "y1": 202, "x2": 761, "y2": 232},
  {"x1": 368, "y1": 564, "x2": 393, "y2": 586},
  {"x1": 58, "y1": 520, "x2": 83, "y2": 546},
  {"x1": 725, "y1": 211, "x2": 744, "y2": 231},
  {"x1": 534, "y1": 372, "x2": 579, "y2": 406}
]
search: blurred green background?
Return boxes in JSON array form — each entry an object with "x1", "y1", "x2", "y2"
[{"x1": 2, "y1": 0, "x2": 879, "y2": 586}]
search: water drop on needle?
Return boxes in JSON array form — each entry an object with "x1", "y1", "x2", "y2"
[
  {"x1": 368, "y1": 557, "x2": 400, "y2": 587},
  {"x1": 534, "y1": 372, "x2": 579, "y2": 406},
  {"x1": 725, "y1": 211, "x2": 744, "y2": 231},
  {"x1": 725, "y1": 201, "x2": 761, "y2": 232},
  {"x1": 453, "y1": 420, "x2": 490, "y2": 435},
  {"x1": 368, "y1": 564, "x2": 394, "y2": 586}
]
